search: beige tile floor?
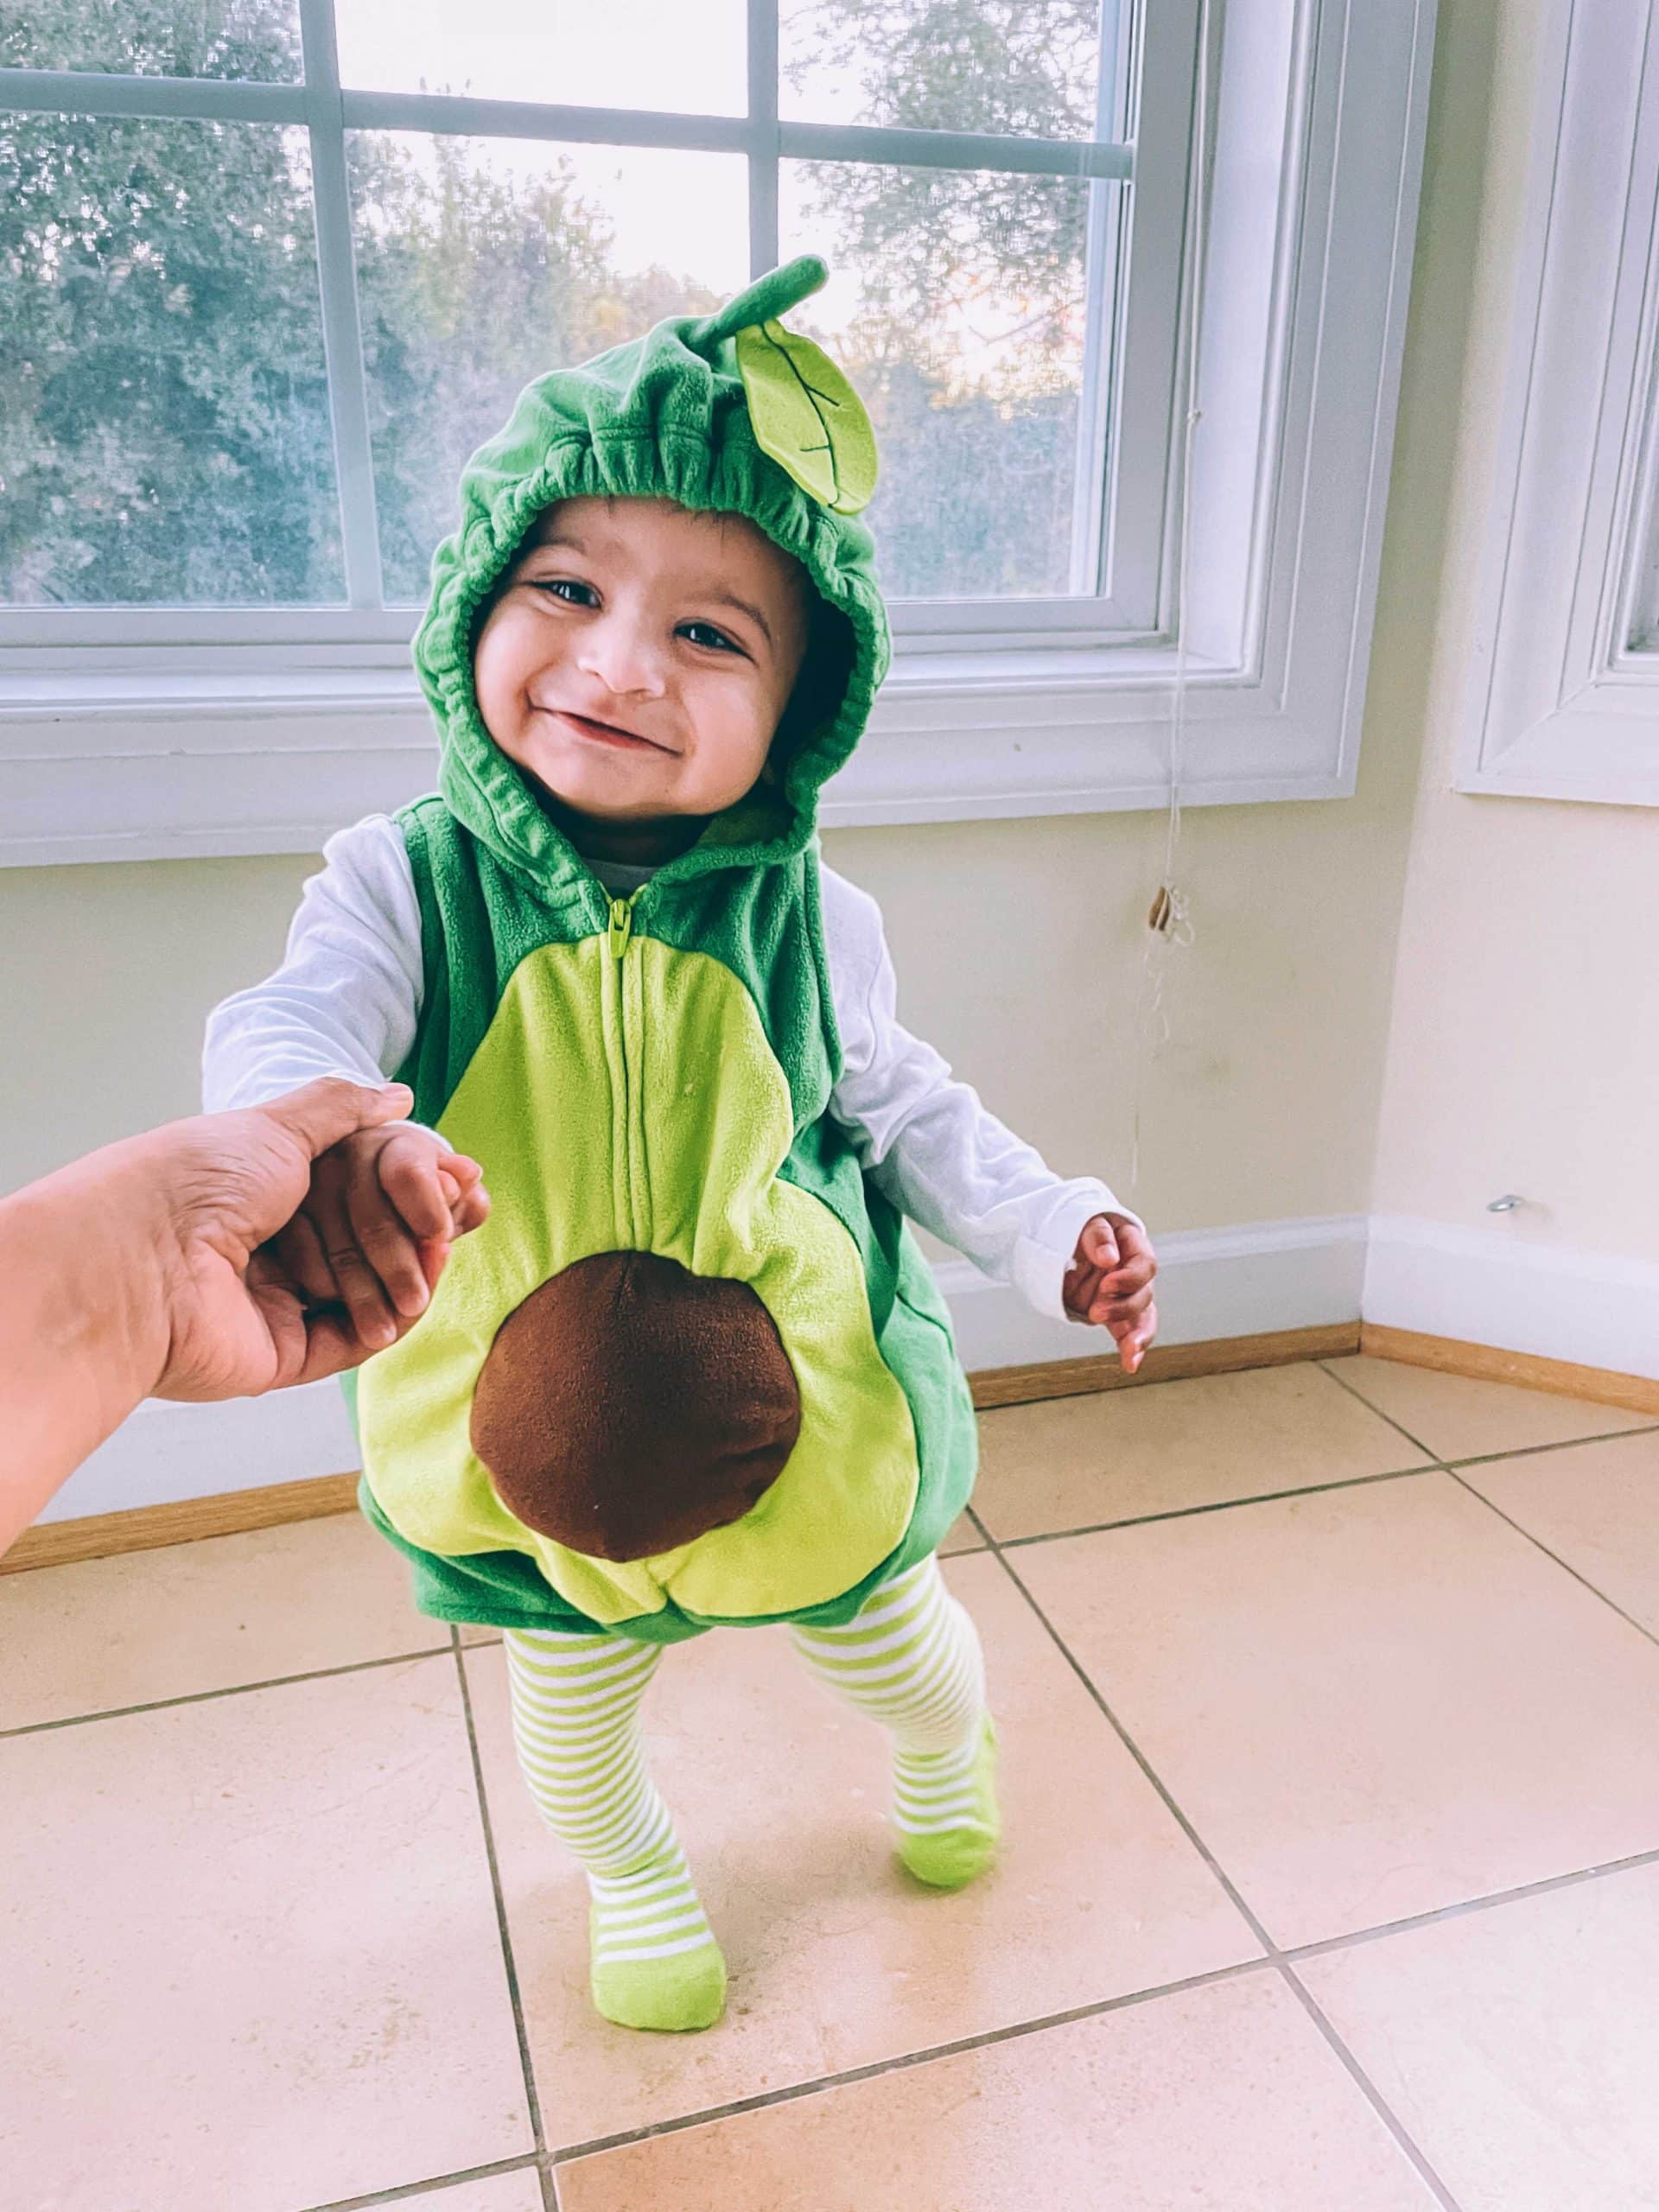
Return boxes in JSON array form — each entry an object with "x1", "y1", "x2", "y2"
[{"x1": 3, "y1": 1356, "x2": 1657, "y2": 2210}]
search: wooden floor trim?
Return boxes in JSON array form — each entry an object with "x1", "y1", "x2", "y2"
[
  {"x1": 10, "y1": 1318, "x2": 1652, "y2": 1576},
  {"x1": 1358, "y1": 1323, "x2": 1659, "y2": 1419},
  {"x1": 2, "y1": 1471, "x2": 359, "y2": 1576},
  {"x1": 966, "y1": 1322, "x2": 1361, "y2": 1410}
]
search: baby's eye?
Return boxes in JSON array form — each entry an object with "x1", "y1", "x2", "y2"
[
  {"x1": 679, "y1": 620, "x2": 742, "y2": 654},
  {"x1": 533, "y1": 578, "x2": 598, "y2": 607}
]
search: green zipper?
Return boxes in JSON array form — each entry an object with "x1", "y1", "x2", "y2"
[
  {"x1": 607, "y1": 894, "x2": 634, "y2": 960},
  {"x1": 604, "y1": 892, "x2": 646, "y2": 1245}
]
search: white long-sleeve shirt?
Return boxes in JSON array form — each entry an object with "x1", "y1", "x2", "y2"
[{"x1": 202, "y1": 816, "x2": 1133, "y2": 1323}]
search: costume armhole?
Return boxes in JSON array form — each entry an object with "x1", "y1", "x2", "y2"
[
  {"x1": 391, "y1": 798, "x2": 450, "y2": 1101},
  {"x1": 803, "y1": 845, "x2": 843, "y2": 1088}
]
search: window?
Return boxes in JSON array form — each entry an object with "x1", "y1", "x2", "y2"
[
  {"x1": 3, "y1": 0, "x2": 1171, "y2": 619},
  {"x1": 1458, "y1": 0, "x2": 1659, "y2": 808},
  {"x1": 0, "y1": 0, "x2": 1436, "y2": 860}
]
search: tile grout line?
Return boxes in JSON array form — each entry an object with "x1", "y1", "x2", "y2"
[
  {"x1": 1313, "y1": 1357, "x2": 1516, "y2": 1460},
  {"x1": 550, "y1": 1955, "x2": 1274, "y2": 2167},
  {"x1": 1443, "y1": 1467, "x2": 1659, "y2": 1656},
  {"x1": 1281, "y1": 1838, "x2": 1659, "y2": 1964},
  {"x1": 967, "y1": 1512, "x2": 1470, "y2": 2212},
  {"x1": 299, "y1": 2151, "x2": 544, "y2": 2212},
  {"x1": 980, "y1": 1376, "x2": 1659, "y2": 1558},
  {"x1": 1445, "y1": 1421, "x2": 1659, "y2": 1467},
  {"x1": 0, "y1": 1643, "x2": 461, "y2": 1740},
  {"x1": 990, "y1": 1462, "x2": 1432, "y2": 1550},
  {"x1": 1312, "y1": 1356, "x2": 1659, "y2": 1465},
  {"x1": 1313, "y1": 1360, "x2": 1659, "y2": 1655},
  {"x1": 448, "y1": 1626, "x2": 560, "y2": 2212}
]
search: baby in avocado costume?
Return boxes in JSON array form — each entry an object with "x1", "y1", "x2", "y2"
[{"x1": 204, "y1": 257, "x2": 1159, "y2": 2034}]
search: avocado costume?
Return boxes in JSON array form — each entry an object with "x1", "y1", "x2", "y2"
[{"x1": 354, "y1": 256, "x2": 979, "y2": 1643}]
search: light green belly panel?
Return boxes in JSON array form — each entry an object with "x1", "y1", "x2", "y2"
[{"x1": 358, "y1": 931, "x2": 921, "y2": 1624}]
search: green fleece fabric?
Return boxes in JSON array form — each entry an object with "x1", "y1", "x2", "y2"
[{"x1": 353, "y1": 256, "x2": 978, "y2": 1640}]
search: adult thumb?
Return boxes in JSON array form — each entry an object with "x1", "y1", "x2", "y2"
[{"x1": 257, "y1": 1077, "x2": 413, "y2": 1161}]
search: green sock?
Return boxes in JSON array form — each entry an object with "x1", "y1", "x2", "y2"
[
  {"x1": 503, "y1": 1628, "x2": 726, "y2": 2034},
  {"x1": 588, "y1": 1847, "x2": 727, "y2": 2032},
  {"x1": 893, "y1": 1713, "x2": 1001, "y2": 1891}
]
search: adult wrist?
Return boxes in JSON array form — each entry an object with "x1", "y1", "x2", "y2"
[{"x1": 5, "y1": 1141, "x2": 174, "y2": 1434}]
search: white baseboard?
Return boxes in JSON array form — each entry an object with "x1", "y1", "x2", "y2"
[
  {"x1": 37, "y1": 1377, "x2": 363, "y2": 1524},
  {"x1": 1363, "y1": 1215, "x2": 1659, "y2": 1384},
  {"x1": 34, "y1": 1211, "x2": 1368, "y2": 1527},
  {"x1": 936, "y1": 1213, "x2": 1369, "y2": 1373}
]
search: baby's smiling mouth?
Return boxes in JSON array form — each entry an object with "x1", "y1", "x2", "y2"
[{"x1": 539, "y1": 707, "x2": 677, "y2": 756}]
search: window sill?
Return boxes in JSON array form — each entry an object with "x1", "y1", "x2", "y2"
[{"x1": 0, "y1": 636, "x2": 1351, "y2": 867}]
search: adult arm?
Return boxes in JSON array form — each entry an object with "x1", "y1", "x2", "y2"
[{"x1": 0, "y1": 1080, "x2": 435, "y2": 1557}]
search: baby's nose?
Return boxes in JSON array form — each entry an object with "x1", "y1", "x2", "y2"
[{"x1": 578, "y1": 620, "x2": 667, "y2": 699}]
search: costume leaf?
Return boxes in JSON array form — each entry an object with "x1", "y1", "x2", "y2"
[{"x1": 734, "y1": 317, "x2": 878, "y2": 516}]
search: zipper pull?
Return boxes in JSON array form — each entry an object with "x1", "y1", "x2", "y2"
[{"x1": 607, "y1": 896, "x2": 633, "y2": 960}]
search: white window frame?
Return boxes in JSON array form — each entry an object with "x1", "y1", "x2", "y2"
[
  {"x1": 0, "y1": 0, "x2": 1436, "y2": 864},
  {"x1": 1458, "y1": 0, "x2": 1659, "y2": 807}
]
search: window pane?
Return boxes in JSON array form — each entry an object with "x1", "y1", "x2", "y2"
[
  {"x1": 782, "y1": 160, "x2": 1096, "y2": 599},
  {"x1": 780, "y1": 0, "x2": 1110, "y2": 140},
  {"x1": 1, "y1": 114, "x2": 342, "y2": 606},
  {"x1": 348, "y1": 134, "x2": 749, "y2": 604},
  {"x1": 3, "y1": 0, "x2": 302, "y2": 82},
  {"x1": 1622, "y1": 476, "x2": 1659, "y2": 651},
  {"x1": 334, "y1": 0, "x2": 746, "y2": 119}
]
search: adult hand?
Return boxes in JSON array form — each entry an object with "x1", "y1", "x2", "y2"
[
  {"x1": 150, "y1": 1080, "x2": 479, "y2": 1401},
  {"x1": 0, "y1": 1079, "x2": 488, "y2": 1554}
]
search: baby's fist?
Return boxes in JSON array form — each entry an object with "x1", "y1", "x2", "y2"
[
  {"x1": 1063, "y1": 1212, "x2": 1158, "y2": 1373},
  {"x1": 275, "y1": 1125, "x2": 488, "y2": 1354}
]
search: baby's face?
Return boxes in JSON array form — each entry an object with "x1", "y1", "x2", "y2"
[{"x1": 473, "y1": 497, "x2": 810, "y2": 827}]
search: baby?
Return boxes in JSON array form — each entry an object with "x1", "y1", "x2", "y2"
[{"x1": 203, "y1": 256, "x2": 1158, "y2": 2035}]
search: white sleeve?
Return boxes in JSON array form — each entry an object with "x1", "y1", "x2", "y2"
[
  {"x1": 202, "y1": 815, "x2": 435, "y2": 1129},
  {"x1": 820, "y1": 866, "x2": 1142, "y2": 1325}
]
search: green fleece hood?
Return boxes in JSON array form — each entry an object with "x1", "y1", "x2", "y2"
[{"x1": 411, "y1": 255, "x2": 890, "y2": 889}]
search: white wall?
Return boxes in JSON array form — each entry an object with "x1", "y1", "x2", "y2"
[{"x1": 1364, "y1": 0, "x2": 1659, "y2": 1370}]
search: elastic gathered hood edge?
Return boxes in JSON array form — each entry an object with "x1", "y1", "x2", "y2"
[{"x1": 410, "y1": 256, "x2": 892, "y2": 899}]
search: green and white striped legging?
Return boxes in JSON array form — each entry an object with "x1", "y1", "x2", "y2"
[{"x1": 503, "y1": 1554, "x2": 987, "y2": 1966}]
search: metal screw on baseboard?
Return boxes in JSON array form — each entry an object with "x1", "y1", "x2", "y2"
[{"x1": 1486, "y1": 1194, "x2": 1528, "y2": 1214}]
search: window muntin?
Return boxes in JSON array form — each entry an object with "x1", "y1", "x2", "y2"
[
  {"x1": 346, "y1": 131, "x2": 749, "y2": 605},
  {"x1": 1, "y1": 0, "x2": 1157, "y2": 623}
]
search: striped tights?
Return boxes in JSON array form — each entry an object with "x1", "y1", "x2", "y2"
[{"x1": 502, "y1": 1554, "x2": 993, "y2": 2031}]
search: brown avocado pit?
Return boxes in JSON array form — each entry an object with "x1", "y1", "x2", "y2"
[{"x1": 470, "y1": 1249, "x2": 802, "y2": 1561}]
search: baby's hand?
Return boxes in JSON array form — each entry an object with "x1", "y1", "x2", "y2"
[
  {"x1": 270, "y1": 1125, "x2": 490, "y2": 1352},
  {"x1": 1063, "y1": 1212, "x2": 1159, "y2": 1374}
]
